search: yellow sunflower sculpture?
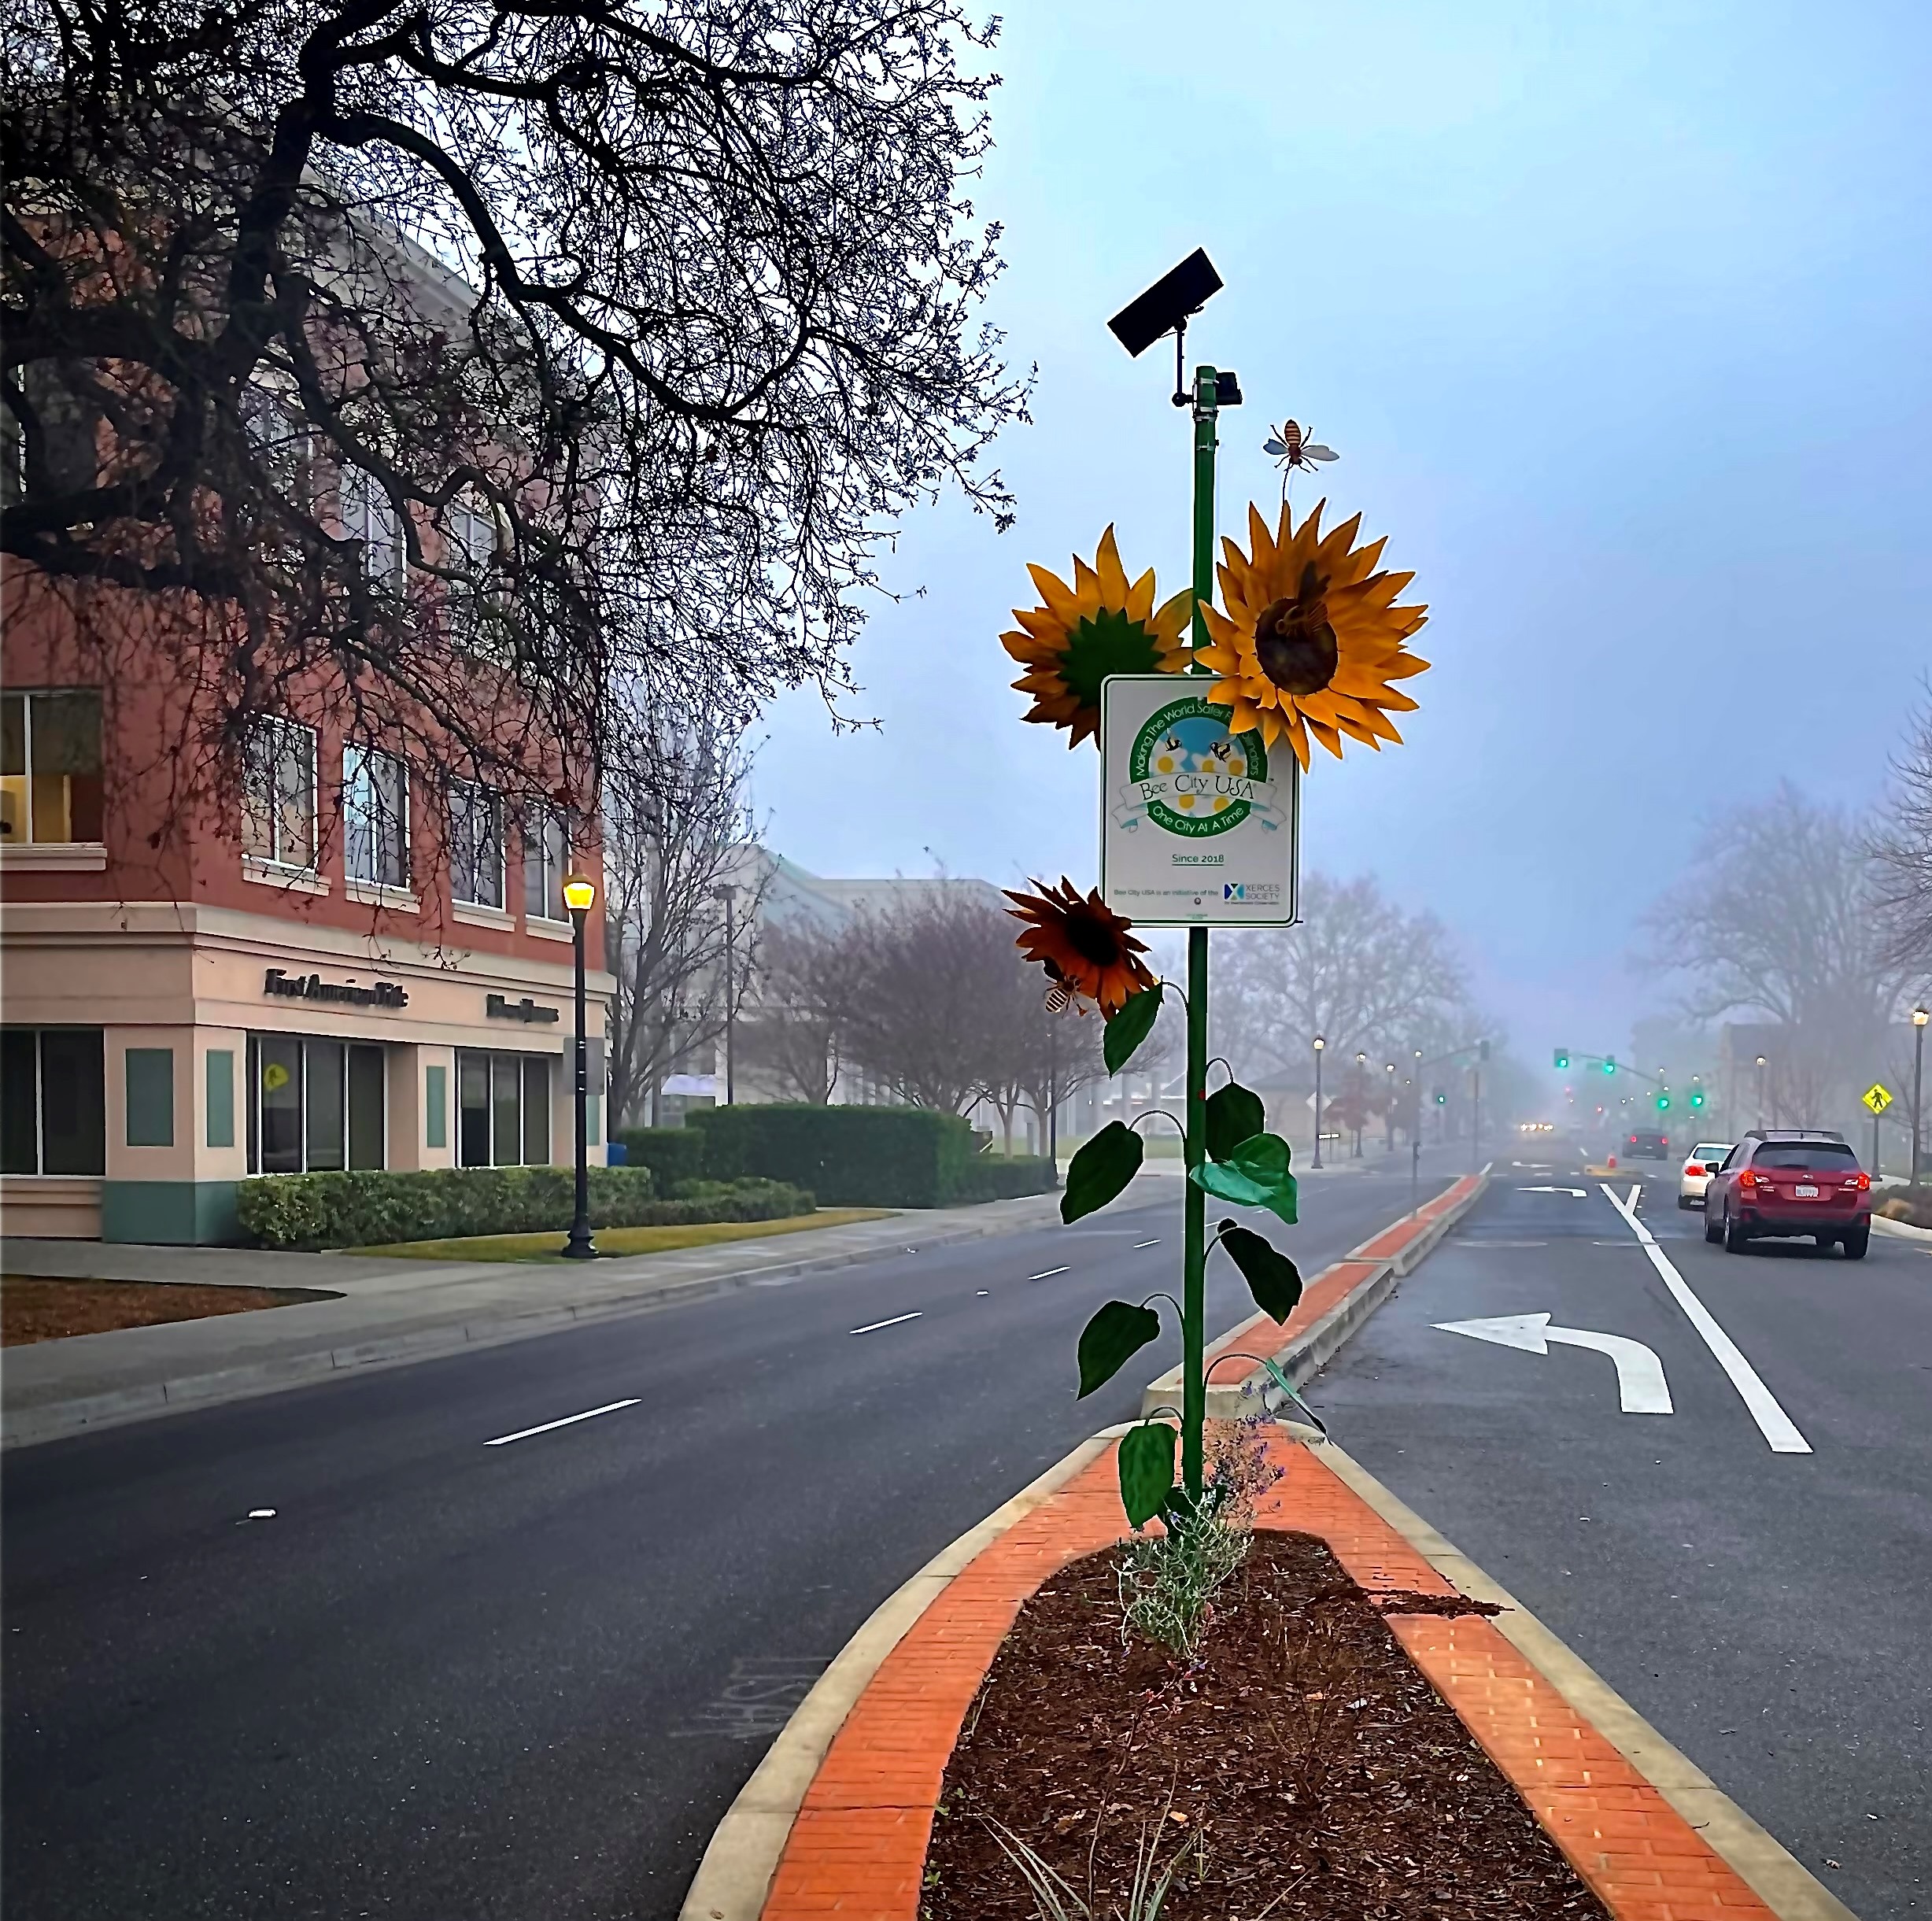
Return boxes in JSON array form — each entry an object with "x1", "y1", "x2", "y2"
[
  {"x1": 1005, "y1": 877, "x2": 1157, "y2": 1014},
  {"x1": 1003, "y1": 526, "x2": 1192, "y2": 748},
  {"x1": 1199, "y1": 500, "x2": 1428, "y2": 769}
]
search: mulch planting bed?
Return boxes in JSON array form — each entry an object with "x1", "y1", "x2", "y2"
[
  {"x1": 922, "y1": 1530, "x2": 1612, "y2": 1921},
  {"x1": 1, "y1": 1275, "x2": 328, "y2": 1346}
]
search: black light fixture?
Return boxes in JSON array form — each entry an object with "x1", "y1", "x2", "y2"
[{"x1": 1107, "y1": 248, "x2": 1239, "y2": 408}]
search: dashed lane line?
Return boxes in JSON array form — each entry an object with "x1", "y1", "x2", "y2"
[
  {"x1": 1026, "y1": 1266, "x2": 1071, "y2": 1281},
  {"x1": 849, "y1": 1312, "x2": 923, "y2": 1335},
  {"x1": 486, "y1": 1398, "x2": 641, "y2": 1446},
  {"x1": 1599, "y1": 1184, "x2": 1812, "y2": 1454}
]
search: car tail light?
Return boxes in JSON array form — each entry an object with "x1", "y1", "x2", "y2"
[
  {"x1": 1739, "y1": 1169, "x2": 1762, "y2": 1190},
  {"x1": 1845, "y1": 1172, "x2": 1871, "y2": 1192},
  {"x1": 1686, "y1": 1162, "x2": 1704, "y2": 1177}
]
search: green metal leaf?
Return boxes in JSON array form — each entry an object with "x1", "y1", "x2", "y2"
[
  {"x1": 1217, "y1": 1221, "x2": 1303, "y2": 1322},
  {"x1": 1103, "y1": 984, "x2": 1163, "y2": 1077},
  {"x1": 1062, "y1": 1121, "x2": 1144, "y2": 1223},
  {"x1": 1258, "y1": 1358, "x2": 1329, "y2": 1437},
  {"x1": 1205, "y1": 1081, "x2": 1265, "y2": 1162},
  {"x1": 1077, "y1": 1299, "x2": 1162, "y2": 1398},
  {"x1": 1188, "y1": 1131, "x2": 1298, "y2": 1225},
  {"x1": 1117, "y1": 1420, "x2": 1177, "y2": 1528}
]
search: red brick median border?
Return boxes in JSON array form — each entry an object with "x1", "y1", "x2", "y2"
[{"x1": 753, "y1": 1437, "x2": 1819, "y2": 1921}]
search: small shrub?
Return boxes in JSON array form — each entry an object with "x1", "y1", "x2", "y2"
[{"x1": 948, "y1": 1155, "x2": 1058, "y2": 1203}]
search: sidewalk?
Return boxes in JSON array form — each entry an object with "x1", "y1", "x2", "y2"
[{"x1": 1, "y1": 1189, "x2": 1084, "y2": 1447}]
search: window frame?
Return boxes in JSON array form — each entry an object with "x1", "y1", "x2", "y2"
[
  {"x1": 242, "y1": 717, "x2": 319, "y2": 872},
  {"x1": 340, "y1": 464, "x2": 405, "y2": 591},
  {"x1": 449, "y1": 778, "x2": 506, "y2": 909},
  {"x1": 523, "y1": 804, "x2": 569, "y2": 922},
  {"x1": 0, "y1": 1027, "x2": 106, "y2": 1176},
  {"x1": 1, "y1": 687, "x2": 105, "y2": 848},
  {"x1": 343, "y1": 743, "x2": 411, "y2": 888}
]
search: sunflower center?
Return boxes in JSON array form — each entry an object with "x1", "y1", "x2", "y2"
[
  {"x1": 1062, "y1": 907, "x2": 1125, "y2": 969},
  {"x1": 1253, "y1": 563, "x2": 1339, "y2": 696},
  {"x1": 1058, "y1": 608, "x2": 1165, "y2": 708}
]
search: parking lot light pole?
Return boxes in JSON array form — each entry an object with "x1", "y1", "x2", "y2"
[
  {"x1": 562, "y1": 870, "x2": 598, "y2": 1262},
  {"x1": 1913, "y1": 1006, "x2": 1929, "y2": 1189},
  {"x1": 1755, "y1": 1055, "x2": 1768, "y2": 1130}
]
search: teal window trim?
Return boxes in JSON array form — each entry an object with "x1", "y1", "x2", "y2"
[
  {"x1": 587, "y1": 1091, "x2": 601, "y2": 1147},
  {"x1": 424, "y1": 1063, "x2": 448, "y2": 1151},
  {"x1": 206, "y1": 1049, "x2": 235, "y2": 1148},
  {"x1": 125, "y1": 1047, "x2": 175, "y2": 1147}
]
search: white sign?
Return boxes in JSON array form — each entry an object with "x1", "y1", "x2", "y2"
[{"x1": 1099, "y1": 674, "x2": 1299, "y2": 927}]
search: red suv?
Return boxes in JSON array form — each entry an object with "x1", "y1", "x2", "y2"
[{"x1": 1703, "y1": 1130, "x2": 1871, "y2": 1258}]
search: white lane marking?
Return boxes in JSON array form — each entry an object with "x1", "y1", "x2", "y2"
[
  {"x1": 850, "y1": 1312, "x2": 922, "y2": 1335},
  {"x1": 246, "y1": 1509, "x2": 276, "y2": 1520},
  {"x1": 1626, "y1": 1183, "x2": 1641, "y2": 1210},
  {"x1": 1133, "y1": 1239, "x2": 1162, "y2": 1249},
  {"x1": 1435, "y1": 1313, "x2": 1672, "y2": 1414},
  {"x1": 975, "y1": 1290, "x2": 989, "y2": 1296},
  {"x1": 1027, "y1": 1266, "x2": 1071, "y2": 1281},
  {"x1": 485, "y1": 1398, "x2": 641, "y2": 1446},
  {"x1": 1600, "y1": 1184, "x2": 1812, "y2": 1454},
  {"x1": 1520, "y1": 1185, "x2": 1587, "y2": 1198}
]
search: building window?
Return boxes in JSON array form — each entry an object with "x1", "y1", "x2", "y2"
[
  {"x1": 445, "y1": 495, "x2": 509, "y2": 661},
  {"x1": 450, "y1": 780, "x2": 504, "y2": 908},
  {"x1": 1, "y1": 1029, "x2": 106, "y2": 1175},
  {"x1": 456, "y1": 1049, "x2": 552, "y2": 1166},
  {"x1": 242, "y1": 719, "x2": 317, "y2": 870},
  {"x1": 242, "y1": 382, "x2": 310, "y2": 501},
  {"x1": 245, "y1": 1036, "x2": 386, "y2": 1174},
  {"x1": 523, "y1": 807, "x2": 568, "y2": 922},
  {"x1": 341, "y1": 465, "x2": 404, "y2": 589},
  {"x1": 345, "y1": 745, "x2": 409, "y2": 888},
  {"x1": 0, "y1": 690, "x2": 104, "y2": 845}
]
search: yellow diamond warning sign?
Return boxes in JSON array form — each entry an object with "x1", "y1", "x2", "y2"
[{"x1": 1862, "y1": 1083, "x2": 1893, "y2": 1115}]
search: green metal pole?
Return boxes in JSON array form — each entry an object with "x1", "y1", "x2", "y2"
[{"x1": 1182, "y1": 363, "x2": 1219, "y2": 1503}]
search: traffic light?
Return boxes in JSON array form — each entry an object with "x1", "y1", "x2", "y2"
[
  {"x1": 1433, "y1": 1088, "x2": 1446, "y2": 1106},
  {"x1": 1553, "y1": 1049, "x2": 1570, "y2": 1070},
  {"x1": 1656, "y1": 1094, "x2": 1672, "y2": 1112},
  {"x1": 1688, "y1": 1083, "x2": 1705, "y2": 1109},
  {"x1": 1479, "y1": 1039, "x2": 1491, "y2": 1062},
  {"x1": 1603, "y1": 1055, "x2": 1616, "y2": 1075}
]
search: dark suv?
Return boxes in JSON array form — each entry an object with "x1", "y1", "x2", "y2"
[
  {"x1": 1703, "y1": 1130, "x2": 1871, "y2": 1258},
  {"x1": 1624, "y1": 1130, "x2": 1670, "y2": 1161}
]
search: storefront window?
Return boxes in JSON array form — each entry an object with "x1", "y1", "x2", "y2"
[
  {"x1": 456, "y1": 1048, "x2": 552, "y2": 1166},
  {"x1": 0, "y1": 1028, "x2": 105, "y2": 1174},
  {"x1": 0, "y1": 690, "x2": 105, "y2": 845},
  {"x1": 247, "y1": 1036, "x2": 386, "y2": 1173}
]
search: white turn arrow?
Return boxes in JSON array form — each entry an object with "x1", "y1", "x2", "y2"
[
  {"x1": 1434, "y1": 1313, "x2": 1673, "y2": 1414},
  {"x1": 1518, "y1": 1185, "x2": 1587, "y2": 1198}
]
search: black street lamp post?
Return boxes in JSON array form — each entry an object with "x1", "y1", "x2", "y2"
[
  {"x1": 715, "y1": 883, "x2": 737, "y2": 1106},
  {"x1": 562, "y1": 870, "x2": 598, "y2": 1261},
  {"x1": 1311, "y1": 1035, "x2": 1326, "y2": 1169},
  {"x1": 1913, "y1": 1006, "x2": 1929, "y2": 1190}
]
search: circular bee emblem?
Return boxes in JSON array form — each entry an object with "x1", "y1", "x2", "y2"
[
  {"x1": 1127, "y1": 696, "x2": 1268, "y2": 837},
  {"x1": 262, "y1": 1062, "x2": 291, "y2": 1092}
]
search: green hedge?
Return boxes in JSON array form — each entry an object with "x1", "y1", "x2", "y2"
[
  {"x1": 948, "y1": 1155, "x2": 1059, "y2": 1203},
  {"x1": 235, "y1": 1165, "x2": 812, "y2": 1250},
  {"x1": 612, "y1": 1126, "x2": 708, "y2": 1189},
  {"x1": 689, "y1": 1105, "x2": 1057, "y2": 1207}
]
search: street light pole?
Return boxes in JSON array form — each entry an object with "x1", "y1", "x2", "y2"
[
  {"x1": 715, "y1": 883, "x2": 737, "y2": 1105},
  {"x1": 1384, "y1": 1062, "x2": 1396, "y2": 1154},
  {"x1": 1755, "y1": 1054, "x2": 1768, "y2": 1130},
  {"x1": 1312, "y1": 1035, "x2": 1325, "y2": 1169},
  {"x1": 1352, "y1": 1051, "x2": 1366, "y2": 1158},
  {"x1": 1913, "y1": 1005, "x2": 1929, "y2": 1189},
  {"x1": 562, "y1": 870, "x2": 598, "y2": 1262}
]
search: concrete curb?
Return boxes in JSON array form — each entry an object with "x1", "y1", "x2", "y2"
[
  {"x1": 1321, "y1": 1441, "x2": 1860, "y2": 1921},
  {"x1": 2, "y1": 1196, "x2": 1076, "y2": 1450},
  {"x1": 1140, "y1": 1166, "x2": 1491, "y2": 1420},
  {"x1": 675, "y1": 1433, "x2": 1114, "y2": 1921},
  {"x1": 1872, "y1": 1212, "x2": 1932, "y2": 1243}
]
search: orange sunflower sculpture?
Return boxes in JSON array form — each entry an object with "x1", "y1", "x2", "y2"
[
  {"x1": 1003, "y1": 526, "x2": 1192, "y2": 748},
  {"x1": 1005, "y1": 878, "x2": 1157, "y2": 1014},
  {"x1": 1199, "y1": 500, "x2": 1428, "y2": 769}
]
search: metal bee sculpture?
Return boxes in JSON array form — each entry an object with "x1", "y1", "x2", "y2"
[{"x1": 1264, "y1": 420, "x2": 1338, "y2": 496}]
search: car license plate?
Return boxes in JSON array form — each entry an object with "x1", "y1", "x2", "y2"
[{"x1": 1794, "y1": 1184, "x2": 1819, "y2": 1199}]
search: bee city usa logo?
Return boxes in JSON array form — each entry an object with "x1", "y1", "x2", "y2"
[{"x1": 1114, "y1": 695, "x2": 1286, "y2": 839}]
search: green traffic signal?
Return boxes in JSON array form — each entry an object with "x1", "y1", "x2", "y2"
[
  {"x1": 1689, "y1": 1088, "x2": 1705, "y2": 1108},
  {"x1": 1657, "y1": 1094, "x2": 1671, "y2": 1111},
  {"x1": 1553, "y1": 1049, "x2": 1570, "y2": 1070},
  {"x1": 1603, "y1": 1056, "x2": 1616, "y2": 1075}
]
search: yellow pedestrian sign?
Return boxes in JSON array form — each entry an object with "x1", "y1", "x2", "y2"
[{"x1": 1862, "y1": 1083, "x2": 1893, "y2": 1115}]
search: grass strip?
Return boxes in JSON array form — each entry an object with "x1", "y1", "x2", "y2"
[{"x1": 351, "y1": 1207, "x2": 892, "y2": 1262}]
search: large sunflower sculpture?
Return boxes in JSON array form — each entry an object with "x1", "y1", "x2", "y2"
[
  {"x1": 1199, "y1": 500, "x2": 1428, "y2": 769},
  {"x1": 1005, "y1": 877, "x2": 1157, "y2": 1014},
  {"x1": 1003, "y1": 526, "x2": 1192, "y2": 748}
]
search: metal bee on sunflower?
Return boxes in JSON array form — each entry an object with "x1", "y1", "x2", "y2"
[{"x1": 997, "y1": 388, "x2": 1428, "y2": 1530}]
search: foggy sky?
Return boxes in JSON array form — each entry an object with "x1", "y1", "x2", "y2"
[{"x1": 749, "y1": 0, "x2": 1931, "y2": 1068}]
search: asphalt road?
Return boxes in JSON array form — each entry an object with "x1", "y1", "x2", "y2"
[
  {"x1": 1311, "y1": 1152, "x2": 1932, "y2": 1919},
  {"x1": 2, "y1": 1153, "x2": 1453, "y2": 1921}
]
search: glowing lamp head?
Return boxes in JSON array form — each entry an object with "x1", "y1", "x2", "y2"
[{"x1": 562, "y1": 872, "x2": 597, "y2": 914}]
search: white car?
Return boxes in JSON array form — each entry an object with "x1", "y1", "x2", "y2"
[{"x1": 1678, "y1": 1142, "x2": 1734, "y2": 1210}]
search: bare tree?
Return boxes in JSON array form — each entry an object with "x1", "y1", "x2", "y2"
[
  {"x1": 837, "y1": 888, "x2": 1012, "y2": 1113},
  {"x1": 1213, "y1": 872, "x2": 1473, "y2": 1083},
  {"x1": 735, "y1": 916, "x2": 853, "y2": 1105},
  {"x1": 4, "y1": 0, "x2": 1028, "y2": 849},
  {"x1": 1871, "y1": 685, "x2": 1932, "y2": 975},
  {"x1": 1016, "y1": 994, "x2": 1108, "y2": 1162},
  {"x1": 601, "y1": 714, "x2": 760, "y2": 1127}
]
